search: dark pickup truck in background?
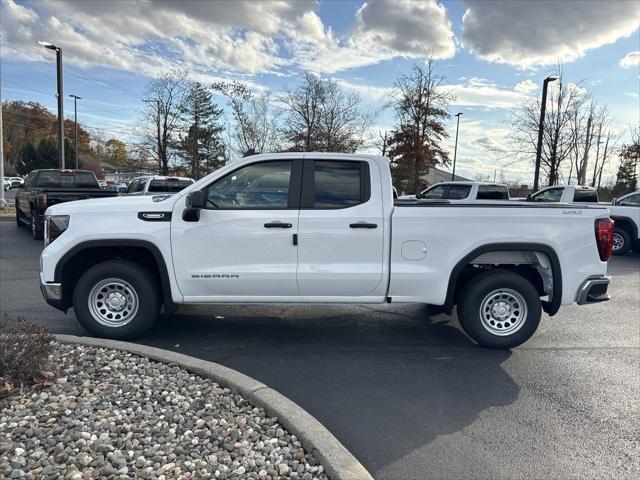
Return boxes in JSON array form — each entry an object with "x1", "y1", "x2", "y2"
[{"x1": 15, "y1": 169, "x2": 117, "y2": 240}]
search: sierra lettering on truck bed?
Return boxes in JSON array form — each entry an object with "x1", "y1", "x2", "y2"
[{"x1": 39, "y1": 153, "x2": 613, "y2": 348}]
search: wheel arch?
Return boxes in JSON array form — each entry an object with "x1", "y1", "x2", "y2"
[
  {"x1": 443, "y1": 243, "x2": 562, "y2": 316},
  {"x1": 611, "y1": 215, "x2": 638, "y2": 240},
  {"x1": 54, "y1": 240, "x2": 174, "y2": 311}
]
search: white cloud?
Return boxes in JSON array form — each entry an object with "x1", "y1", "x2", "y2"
[
  {"x1": 625, "y1": 92, "x2": 639, "y2": 98},
  {"x1": 444, "y1": 78, "x2": 533, "y2": 109},
  {"x1": 619, "y1": 51, "x2": 640, "y2": 69},
  {"x1": 1, "y1": 0, "x2": 457, "y2": 79},
  {"x1": 514, "y1": 80, "x2": 538, "y2": 94},
  {"x1": 291, "y1": 0, "x2": 456, "y2": 73},
  {"x1": 461, "y1": 0, "x2": 640, "y2": 68}
]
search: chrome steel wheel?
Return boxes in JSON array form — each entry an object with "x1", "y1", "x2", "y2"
[
  {"x1": 479, "y1": 288, "x2": 528, "y2": 336},
  {"x1": 88, "y1": 278, "x2": 139, "y2": 327},
  {"x1": 612, "y1": 232, "x2": 624, "y2": 251}
]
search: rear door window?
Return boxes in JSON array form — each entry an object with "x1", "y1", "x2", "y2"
[
  {"x1": 445, "y1": 185, "x2": 471, "y2": 200},
  {"x1": 311, "y1": 160, "x2": 369, "y2": 208},
  {"x1": 573, "y1": 190, "x2": 598, "y2": 203},
  {"x1": 148, "y1": 178, "x2": 193, "y2": 193},
  {"x1": 477, "y1": 185, "x2": 509, "y2": 200}
]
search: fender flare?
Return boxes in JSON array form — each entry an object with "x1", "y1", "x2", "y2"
[
  {"x1": 54, "y1": 239, "x2": 173, "y2": 307},
  {"x1": 443, "y1": 242, "x2": 562, "y2": 316}
]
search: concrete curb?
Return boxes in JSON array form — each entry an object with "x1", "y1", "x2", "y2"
[{"x1": 55, "y1": 334, "x2": 374, "y2": 480}]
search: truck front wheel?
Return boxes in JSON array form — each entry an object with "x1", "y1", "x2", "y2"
[
  {"x1": 612, "y1": 228, "x2": 631, "y2": 256},
  {"x1": 73, "y1": 260, "x2": 160, "y2": 339},
  {"x1": 457, "y1": 270, "x2": 541, "y2": 349}
]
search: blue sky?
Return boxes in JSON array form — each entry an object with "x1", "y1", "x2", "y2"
[{"x1": 1, "y1": 0, "x2": 639, "y2": 183}]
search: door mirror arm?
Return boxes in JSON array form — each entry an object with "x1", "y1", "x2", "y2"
[{"x1": 183, "y1": 191, "x2": 205, "y2": 222}]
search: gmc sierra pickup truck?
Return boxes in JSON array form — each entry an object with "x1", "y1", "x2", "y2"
[
  {"x1": 528, "y1": 185, "x2": 640, "y2": 255},
  {"x1": 16, "y1": 169, "x2": 117, "y2": 240},
  {"x1": 39, "y1": 153, "x2": 614, "y2": 348}
]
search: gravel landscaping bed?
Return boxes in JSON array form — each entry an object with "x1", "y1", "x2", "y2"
[{"x1": 0, "y1": 343, "x2": 329, "y2": 480}]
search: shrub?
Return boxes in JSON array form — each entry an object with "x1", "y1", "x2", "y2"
[{"x1": 0, "y1": 316, "x2": 55, "y2": 395}]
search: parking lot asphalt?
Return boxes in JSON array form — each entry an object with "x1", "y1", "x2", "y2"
[{"x1": 1, "y1": 218, "x2": 639, "y2": 480}]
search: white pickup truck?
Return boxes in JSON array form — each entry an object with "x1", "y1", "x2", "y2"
[
  {"x1": 529, "y1": 185, "x2": 640, "y2": 255},
  {"x1": 39, "y1": 153, "x2": 614, "y2": 348},
  {"x1": 399, "y1": 181, "x2": 510, "y2": 201}
]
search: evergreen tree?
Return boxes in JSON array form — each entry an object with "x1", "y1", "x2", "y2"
[
  {"x1": 176, "y1": 82, "x2": 225, "y2": 179},
  {"x1": 36, "y1": 138, "x2": 59, "y2": 169},
  {"x1": 17, "y1": 142, "x2": 40, "y2": 175},
  {"x1": 613, "y1": 133, "x2": 639, "y2": 196}
]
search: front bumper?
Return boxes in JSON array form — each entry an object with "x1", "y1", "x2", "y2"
[
  {"x1": 40, "y1": 276, "x2": 66, "y2": 311},
  {"x1": 576, "y1": 275, "x2": 611, "y2": 305}
]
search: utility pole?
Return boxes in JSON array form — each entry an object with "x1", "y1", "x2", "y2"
[
  {"x1": 0, "y1": 82, "x2": 6, "y2": 209},
  {"x1": 533, "y1": 75, "x2": 558, "y2": 191},
  {"x1": 143, "y1": 98, "x2": 162, "y2": 173},
  {"x1": 70, "y1": 94, "x2": 81, "y2": 169},
  {"x1": 451, "y1": 112, "x2": 463, "y2": 181},
  {"x1": 39, "y1": 42, "x2": 65, "y2": 168},
  {"x1": 578, "y1": 115, "x2": 593, "y2": 185}
]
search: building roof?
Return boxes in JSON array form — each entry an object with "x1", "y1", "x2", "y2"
[{"x1": 420, "y1": 167, "x2": 471, "y2": 186}]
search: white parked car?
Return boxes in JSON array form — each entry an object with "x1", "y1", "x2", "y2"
[
  {"x1": 40, "y1": 153, "x2": 613, "y2": 348},
  {"x1": 3, "y1": 177, "x2": 24, "y2": 190},
  {"x1": 527, "y1": 185, "x2": 639, "y2": 255},
  {"x1": 126, "y1": 175, "x2": 195, "y2": 196},
  {"x1": 399, "y1": 181, "x2": 510, "y2": 202},
  {"x1": 609, "y1": 191, "x2": 640, "y2": 255}
]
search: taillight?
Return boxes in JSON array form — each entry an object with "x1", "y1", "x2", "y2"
[
  {"x1": 595, "y1": 218, "x2": 614, "y2": 262},
  {"x1": 37, "y1": 193, "x2": 48, "y2": 209}
]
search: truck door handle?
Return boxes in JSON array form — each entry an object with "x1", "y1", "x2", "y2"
[
  {"x1": 350, "y1": 222, "x2": 378, "y2": 229},
  {"x1": 264, "y1": 222, "x2": 292, "y2": 228}
]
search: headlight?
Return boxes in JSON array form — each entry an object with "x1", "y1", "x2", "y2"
[{"x1": 44, "y1": 215, "x2": 70, "y2": 246}]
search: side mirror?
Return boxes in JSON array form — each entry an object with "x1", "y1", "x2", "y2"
[
  {"x1": 183, "y1": 190, "x2": 205, "y2": 221},
  {"x1": 117, "y1": 186, "x2": 127, "y2": 193},
  {"x1": 415, "y1": 192, "x2": 422, "y2": 199},
  {"x1": 526, "y1": 193, "x2": 533, "y2": 201}
]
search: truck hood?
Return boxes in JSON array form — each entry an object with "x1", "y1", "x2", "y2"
[{"x1": 46, "y1": 194, "x2": 178, "y2": 216}]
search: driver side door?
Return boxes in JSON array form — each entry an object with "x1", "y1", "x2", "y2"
[{"x1": 171, "y1": 159, "x2": 302, "y2": 301}]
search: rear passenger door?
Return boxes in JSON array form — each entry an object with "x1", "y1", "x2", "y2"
[{"x1": 296, "y1": 158, "x2": 385, "y2": 298}]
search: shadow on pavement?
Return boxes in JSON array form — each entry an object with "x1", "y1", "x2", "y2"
[{"x1": 139, "y1": 303, "x2": 518, "y2": 476}]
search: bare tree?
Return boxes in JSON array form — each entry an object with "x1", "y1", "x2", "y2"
[
  {"x1": 279, "y1": 74, "x2": 372, "y2": 152},
  {"x1": 513, "y1": 66, "x2": 590, "y2": 186},
  {"x1": 387, "y1": 60, "x2": 453, "y2": 193},
  {"x1": 212, "y1": 81, "x2": 280, "y2": 156},
  {"x1": 139, "y1": 69, "x2": 188, "y2": 174}
]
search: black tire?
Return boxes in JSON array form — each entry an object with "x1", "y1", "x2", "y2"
[
  {"x1": 31, "y1": 209, "x2": 43, "y2": 240},
  {"x1": 457, "y1": 270, "x2": 542, "y2": 349},
  {"x1": 72, "y1": 260, "x2": 160, "y2": 339},
  {"x1": 612, "y1": 228, "x2": 631, "y2": 256}
]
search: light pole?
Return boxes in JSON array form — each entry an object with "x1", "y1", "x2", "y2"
[
  {"x1": 533, "y1": 75, "x2": 558, "y2": 191},
  {"x1": 0, "y1": 82, "x2": 6, "y2": 209},
  {"x1": 70, "y1": 95, "x2": 81, "y2": 169},
  {"x1": 451, "y1": 112, "x2": 463, "y2": 181},
  {"x1": 39, "y1": 41, "x2": 65, "y2": 169}
]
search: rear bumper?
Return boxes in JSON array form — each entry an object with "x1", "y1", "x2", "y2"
[{"x1": 576, "y1": 275, "x2": 611, "y2": 305}]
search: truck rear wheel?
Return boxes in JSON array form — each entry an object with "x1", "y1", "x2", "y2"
[
  {"x1": 612, "y1": 228, "x2": 631, "y2": 256},
  {"x1": 457, "y1": 270, "x2": 541, "y2": 349},
  {"x1": 73, "y1": 260, "x2": 160, "y2": 339}
]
